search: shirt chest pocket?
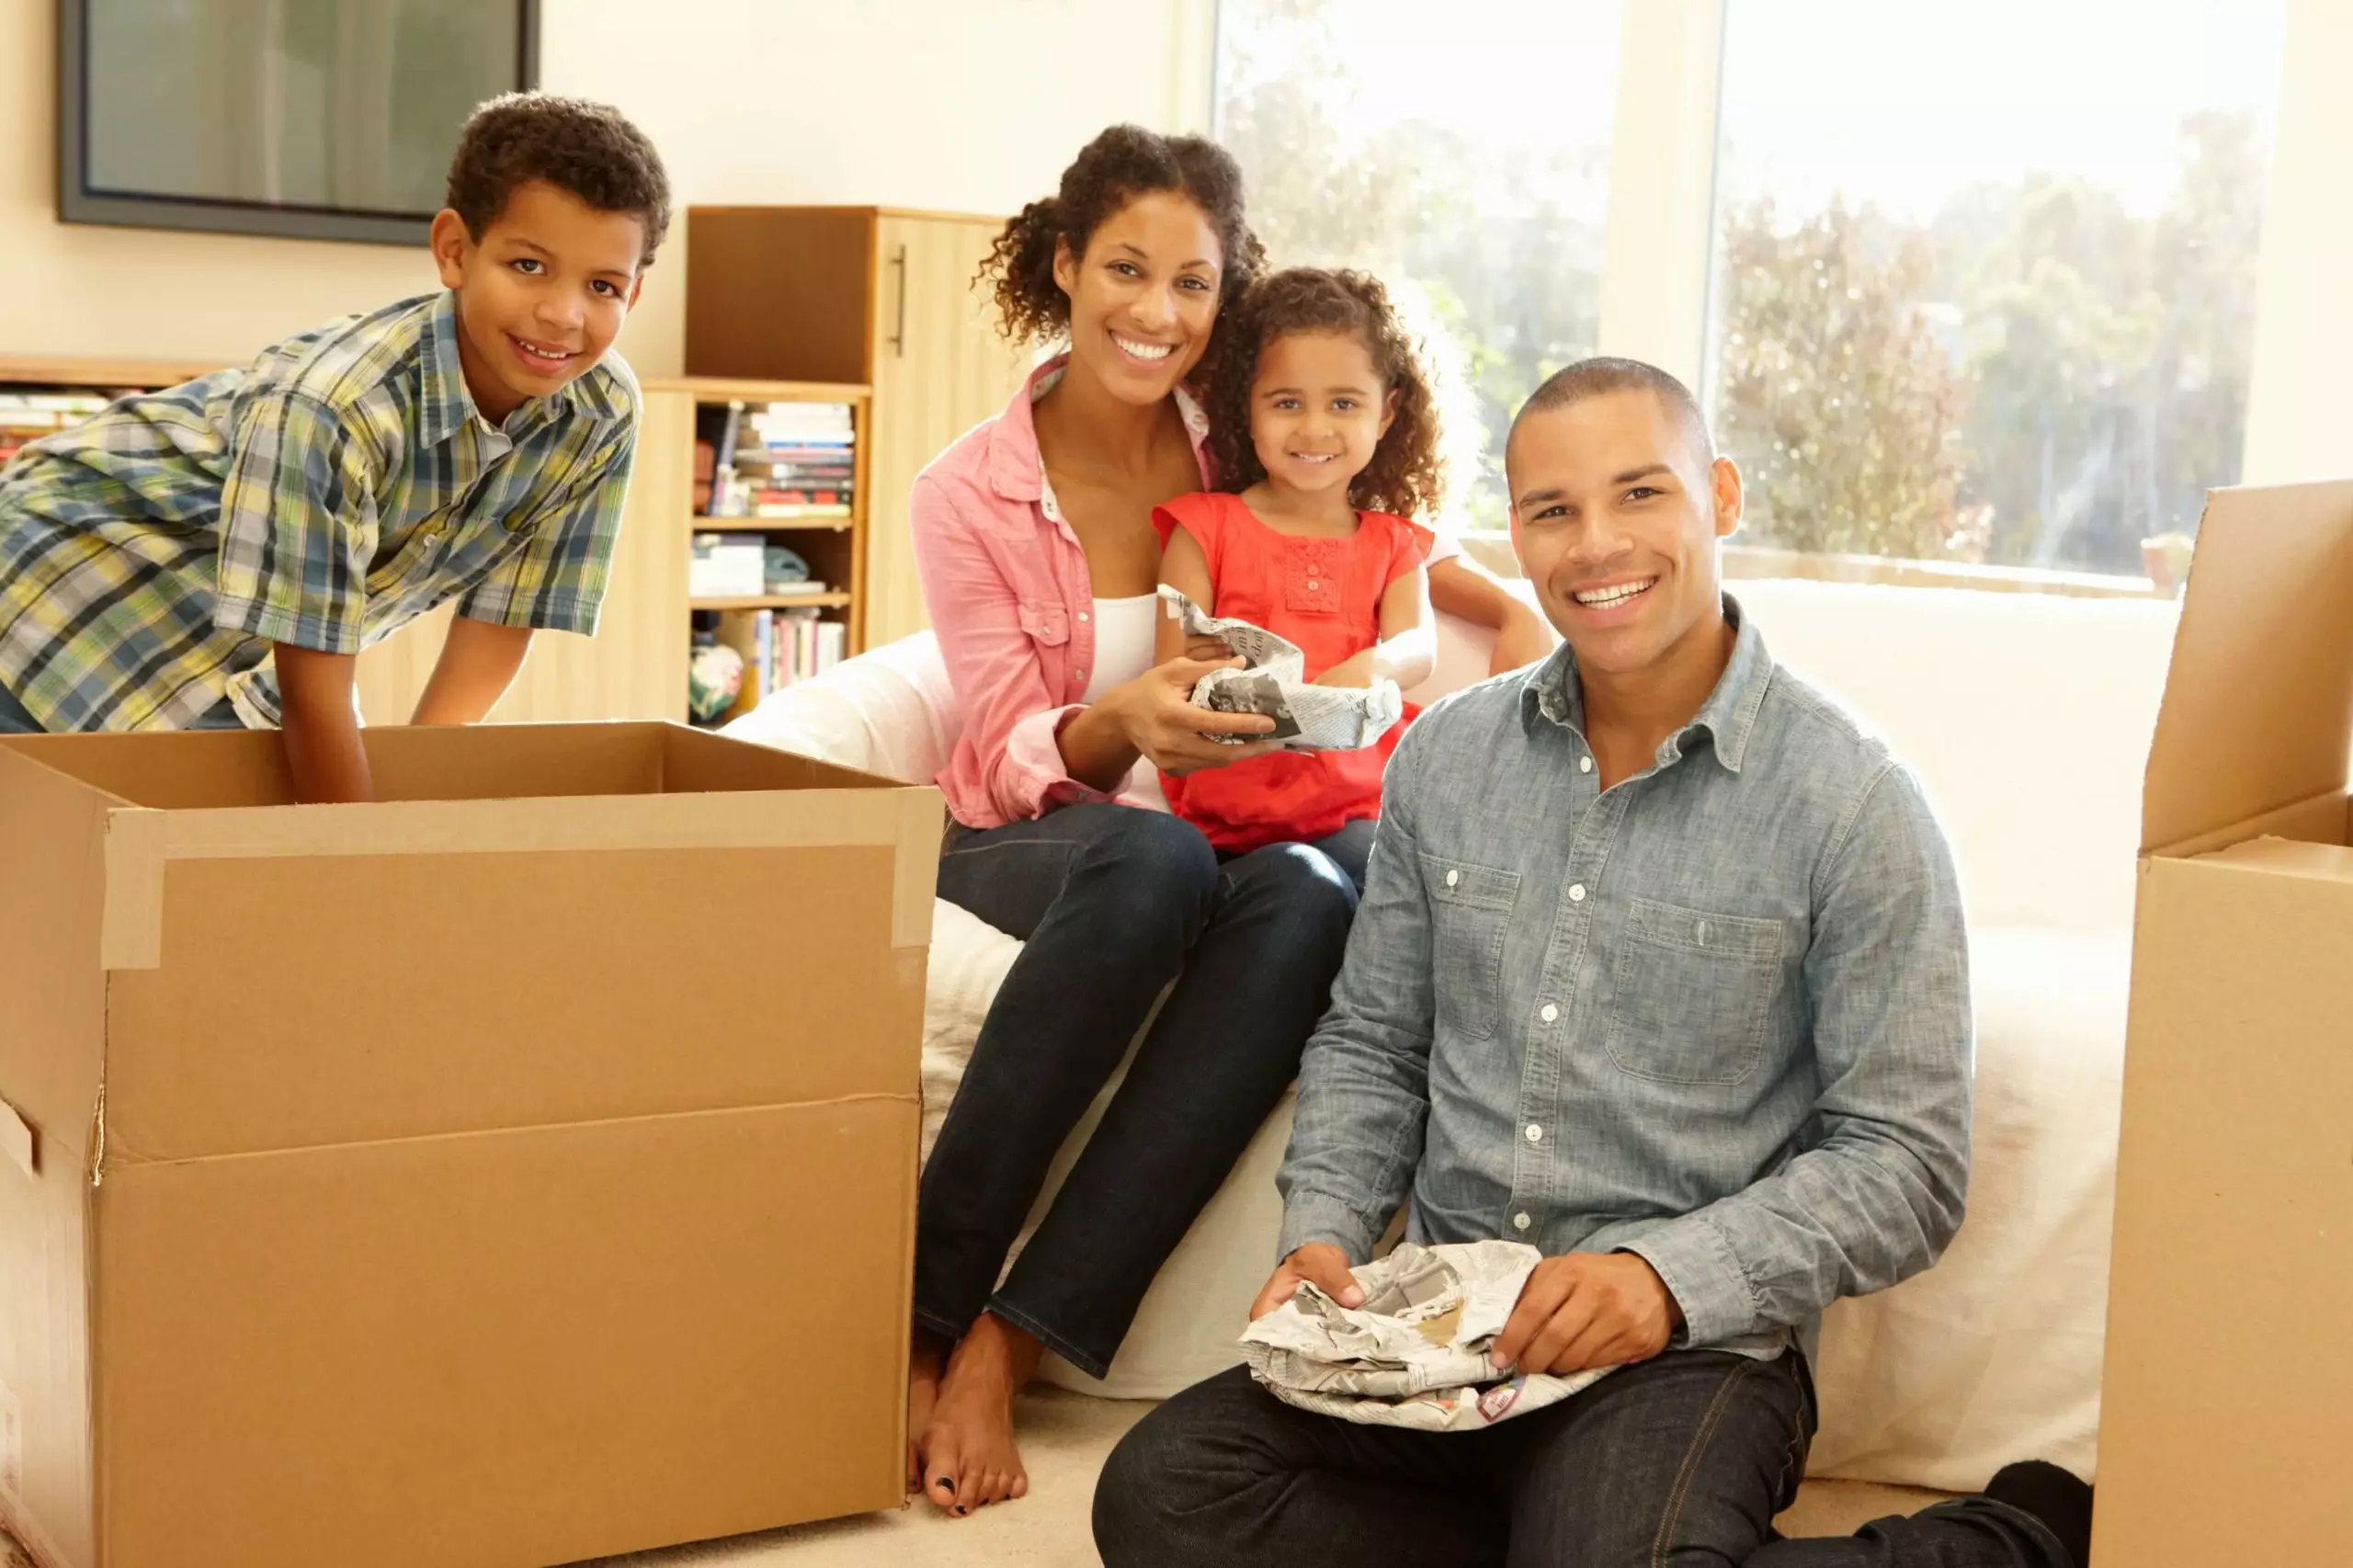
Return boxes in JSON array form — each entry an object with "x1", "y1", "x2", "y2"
[
  {"x1": 1017, "y1": 597, "x2": 1071, "y2": 648},
  {"x1": 1421, "y1": 854, "x2": 1519, "y2": 1040},
  {"x1": 1605, "y1": 897, "x2": 1786, "y2": 1086}
]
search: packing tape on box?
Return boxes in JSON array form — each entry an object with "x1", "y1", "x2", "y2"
[{"x1": 99, "y1": 788, "x2": 943, "y2": 971}]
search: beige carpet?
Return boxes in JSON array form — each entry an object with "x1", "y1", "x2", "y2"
[{"x1": 578, "y1": 1388, "x2": 1956, "y2": 1567}]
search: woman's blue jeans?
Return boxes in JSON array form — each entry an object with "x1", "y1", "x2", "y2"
[{"x1": 918, "y1": 803, "x2": 1368, "y2": 1378}]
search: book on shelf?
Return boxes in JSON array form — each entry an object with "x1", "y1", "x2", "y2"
[
  {"x1": 712, "y1": 606, "x2": 848, "y2": 708},
  {"x1": 707, "y1": 401, "x2": 857, "y2": 519}
]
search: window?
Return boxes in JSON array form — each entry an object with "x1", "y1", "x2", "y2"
[
  {"x1": 1706, "y1": 0, "x2": 2287, "y2": 576},
  {"x1": 1214, "y1": 0, "x2": 1620, "y2": 529}
]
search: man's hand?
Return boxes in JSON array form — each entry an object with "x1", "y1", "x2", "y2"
[
  {"x1": 1488, "y1": 1252, "x2": 1684, "y2": 1377},
  {"x1": 1248, "y1": 1243, "x2": 1364, "y2": 1321}
]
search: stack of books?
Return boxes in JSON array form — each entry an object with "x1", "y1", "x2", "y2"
[
  {"x1": 717, "y1": 607, "x2": 848, "y2": 709},
  {"x1": 702, "y1": 400, "x2": 856, "y2": 521}
]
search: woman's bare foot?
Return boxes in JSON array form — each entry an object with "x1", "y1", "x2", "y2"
[
  {"x1": 907, "y1": 1325, "x2": 950, "y2": 1494},
  {"x1": 920, "y1": 1312, "x2": 1041, "y2": 1516}
]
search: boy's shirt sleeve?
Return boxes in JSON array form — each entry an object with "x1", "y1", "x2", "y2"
[
  {"x1": 212, "y1": 390, "x2": 381, "y2": 654},
  {"x1": 457, "y1": 423, "x2": 637, "y2": 635}
]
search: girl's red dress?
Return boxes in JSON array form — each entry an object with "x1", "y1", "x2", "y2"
[{"x1": 1152, "y1": 491, "x2": 1430, "y2": 855}]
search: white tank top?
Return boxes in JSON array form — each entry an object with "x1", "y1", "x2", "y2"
[{"x1": 1083, "y1": 594, "x2": 1169, "y2": 812}]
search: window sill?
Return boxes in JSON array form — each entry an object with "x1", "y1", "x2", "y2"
[{"x1": 1452, "y1": 532, "x2": 2174, "y2": 602}]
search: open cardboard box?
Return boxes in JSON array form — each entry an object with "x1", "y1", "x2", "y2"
[
  {"x1": 2095, "y1": 480, "x2": 2353, "y2": 1563},
  {"x1": 0, "y1": 722, "x2": 939, "y2": 1568}
]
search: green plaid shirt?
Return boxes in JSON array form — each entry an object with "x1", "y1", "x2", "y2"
[{"x1": 0, "y1": 290, "x2": 639, "y2": 732}]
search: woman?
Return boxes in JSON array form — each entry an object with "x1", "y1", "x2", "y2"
[{"x1": 905, "y1": 125, "x2": 1359, "y2": 1518}]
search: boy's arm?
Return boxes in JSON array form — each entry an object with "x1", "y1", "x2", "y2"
[
  {"x1": 210, "y1": 389, "x2": 384, "y2": 803},
  {"x1": 1428, "y1": 555, "x2": 1556, "y2": 676},
  {"x1": 274, "y1": 645, "x2": 375, "y2": 803},
  {"x1": 1314, "y1": 566, "x2": 1434, "y2": 688},
  {"x1": 409, "y1": 619, "x2": 533, "y2": 725}
]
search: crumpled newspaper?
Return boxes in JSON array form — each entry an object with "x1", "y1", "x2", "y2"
[
  {"x1": 1159, "y1": 586, "x2": 1403, "y2": 752},
  {"x1": 1239, "y1": 1240, "x2": 1614, "y2": 1431}
]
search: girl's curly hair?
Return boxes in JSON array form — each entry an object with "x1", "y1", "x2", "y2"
[
  {"x1": 980, "y1": 125, "x2": 1267, "y2": 347},
  {"x1": 1205, "y1": 268, "x2": 1447, "y2": 520}
]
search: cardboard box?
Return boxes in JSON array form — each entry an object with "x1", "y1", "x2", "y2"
[
  {"x1": 2095, "y1": 479, "x2": 2353, "y2": 1564},
  {"x1": 0, "y1": 722, "x2": 939, "y2": 1568}
]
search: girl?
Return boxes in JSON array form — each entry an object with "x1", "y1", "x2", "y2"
[{"x1": 1154, "y1": 267, "x2": 1446, "y2": 889}]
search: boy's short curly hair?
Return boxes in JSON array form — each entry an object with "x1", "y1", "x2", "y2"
[
  {"x1": 980, "y1": 125, "x2": 1267, "y2": 347},
  {"x1": 1205, "y1": 268, "x2": 1447, "y2": 521},
  {"x1": 445, "y1": 92, "x2": 672, "y2": 267}
]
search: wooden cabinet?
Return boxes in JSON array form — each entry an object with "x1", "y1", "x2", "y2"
[{"x1": 687, "y1": 206, "x2": 1033, "y2": 647}]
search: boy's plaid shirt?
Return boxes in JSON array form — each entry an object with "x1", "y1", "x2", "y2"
[{"x1": 0, "y1": 290, "x2": 638, "y2": 731}]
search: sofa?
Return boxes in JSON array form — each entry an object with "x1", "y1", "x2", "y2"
[{"x1": 724, "y1": 577, "x2": 2178, "y2": 1492}]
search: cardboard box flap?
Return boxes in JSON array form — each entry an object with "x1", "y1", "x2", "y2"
[{"x1": 2141, "y1": 479, "x2": 2353, "y2": 855}]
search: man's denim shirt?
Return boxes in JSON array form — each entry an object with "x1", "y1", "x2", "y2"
[{"x1": 1278, "y1": 597, "x2": 1972, "y2": 1358}]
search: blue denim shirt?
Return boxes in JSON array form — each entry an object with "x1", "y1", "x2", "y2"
[{"x1": 1278, "y1": 597, "x2": 1971, "y2": 1358}]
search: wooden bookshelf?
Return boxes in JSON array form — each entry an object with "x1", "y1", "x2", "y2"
[
  {"x1": 686, "y1": 206, "x2": 1033, "y2": 649},
  {"x1": 689, "y1": 516, "x2": 854, "y2": 533},
  {"x1": 654, "y1": 373, "x2": 870, "y2": 724},
  {"x1": 0, "y1": 353, "x2": 228, "y2": 387},
  {"x1": 690, "y1": 593, "x2": 853, "y2": 611}
]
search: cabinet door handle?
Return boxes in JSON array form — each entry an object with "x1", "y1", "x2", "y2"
[{"x1": 888, "y1": 244, "x2": 909, "y2": 358}]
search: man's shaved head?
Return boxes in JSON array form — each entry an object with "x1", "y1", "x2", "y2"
[{"x1": 1506, "y1": 357, "x2": 1713, "y2": 478}]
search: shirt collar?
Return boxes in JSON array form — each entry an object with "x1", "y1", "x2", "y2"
[
  {"x1": 417, "y1": 291, "x2": 478, "y2": 448},
  {"x1": 985, "y1": 351, "x2": 1211, "y2": 505},
  {"x1": 1520, "y1": 592, "x2": 1774, "y2": 774}
]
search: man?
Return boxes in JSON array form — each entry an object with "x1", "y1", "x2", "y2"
[{"x1": 1094, "y1": 358, "x2": 2093, "y2": 1567}]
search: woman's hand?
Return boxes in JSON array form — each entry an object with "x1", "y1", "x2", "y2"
[{"x1": 1107, "y1": 655, "x2": 1282, "y2": 776}]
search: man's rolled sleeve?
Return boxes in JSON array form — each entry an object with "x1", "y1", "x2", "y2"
[
  {"x1": 212, "y1": 391, "x2": 379, "y2": 653},
  {"x1": 1618, "y1": 1214, "x2": 1761, "y2": 1350},
  {"x1": 457, "y1": 429, "x2": 635, "y2": 633}
]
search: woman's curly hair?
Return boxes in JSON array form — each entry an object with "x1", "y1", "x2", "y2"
[
  {"x1": 1204, "y1": 267, "x2": 1447, "y2": 521},
  {"x1": 980, "y1": 125, "x2": 1267, "y2": 347}
]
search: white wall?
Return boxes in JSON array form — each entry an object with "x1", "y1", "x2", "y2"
[
  {"x1": 0, "y1": 2, "x2": 436, "y2": 365},
  {"x1": 0, "y1": 0, "x2": 1211, "y2": 375},
  {"x1": 2240, "y1": 0, "x2": 2353, "y2": 485}
]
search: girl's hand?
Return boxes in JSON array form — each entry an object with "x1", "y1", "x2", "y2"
[
  {"x1": 1108, "y1": 655, "x2": 1281, "y2": 776},
  {"x1": 1490, "y1": 605, "x2": 1559, "y2": 676},
  {"x1": 1183, "y1": 634, "x2": 1233, "y2": 663}
]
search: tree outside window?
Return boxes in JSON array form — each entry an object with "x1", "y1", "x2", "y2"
[{"x1": 1710, "y1": 1, "x2": 2283, "y2": 577}]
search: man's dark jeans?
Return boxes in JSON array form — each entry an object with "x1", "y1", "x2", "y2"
[
  {"x1": 1097, "y1": 1356, "x2": 2074, "y2": 1567},
  {"x1": 918, "y1": 803, "x2": 1364, "y2": 1377}
]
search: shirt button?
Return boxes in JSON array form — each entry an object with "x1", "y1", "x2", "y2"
[
  {"x1": 1540, "y1": 1003, "x2": 1559, "y2": 1024},
  {"x1": 1568, "y1": 884, "x2": 1587, "y2": 903},
  {"x1": 1074, "y1": 668, "x2": 1088, "y2": 682},
  {"x1": 1077, "y1": 611, "x2": 1090, "y2": 623},
  {"x1": 1513, "y1": 1212, "x2": 1531, "y2": 1232},
  {"x1": 1446, "y1": 869, "x2": 1460, "y2": 888},
  {"x1": 1579, "y1": 756, "x2": 1594, "y2": 774},
  {"x1": 1308, "y1": 579, "x2": 1321, "y2": 591},
  {"x1": 1525, "y1": 1123, "x2": 1543, "y2": 1143}
]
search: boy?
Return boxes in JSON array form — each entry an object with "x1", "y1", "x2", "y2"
[{"x1": 0, "y1": 92, "x2": 669, "y2": 802}]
